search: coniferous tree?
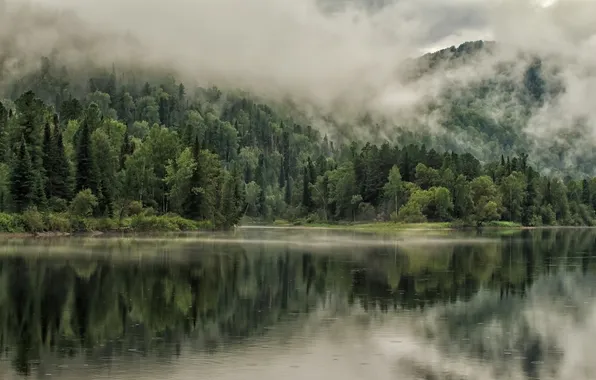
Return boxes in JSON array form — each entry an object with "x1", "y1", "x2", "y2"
[
  {"x1": 42, "y1": 122, "x2": 53, "y2": 198},
  {"x1": 3, "y1": 65, "x2": 596, "y2": 229},
  {"x1": 97, "y1": 180, "x2": 114, "y2": 217},
  {"x1": 221, "y1": 163, "x2": 245, "y2": 227},
  {"x1": 582, "y1": 179, "x2": 591, "y2": 206},
  {"x1": 401, "y1": 150, "x2": 411, "y2": 182},
  {"x1": 278, "y1": 160, "x2": 286, "y2": 189},
  {"x1": 0, "y1": 102, "x2": 7, "y2": 129},
  {"x1": 15, "y1": 91, "x2": 42, "y2": 151},
  {"x1": 120, "y1": 129, "x2": 133, "y2": 170},
  {"x1": 183, "y1": 136, "x2": 203, "y2": 220},
  {"x1": 522, "y1": 169, "x2": 538, "y2": 226},
  {"x1": 255, "y1": 153, "x2": 266, "y2": 189},
  {"x1": 307, "y1": 156, "x2": 317, "y2": 185},
  {"x1": 221, "y1": 173, "x2": 236, "y2": 228},
  {"x1": 302, "y1": 166, "x2": 313, "y2": 212},
  {"x1": 284, "y1": 177, "x2": 292, "y2": 205},
  {"x1": 75, "y1": 112, "x2": 97, "y2": 193},
  {"x1": 59, "y1": 97, "x2": 83, "y2": 123},
  {"x1": 11, "y1": 137, "x2": 35, "y2": 212},
  {"x1": 233, "y1": 165, "x2": 246, "y2": 223},
  {"x1": 51, "y1": 128, "x2": 72, "y2": 200},
  {"x1": 0, "y1": 102, "x2": 8, "y2": 162},
  {"x1": 257, "y1": 188, "x2": 267, "y2": 218}
]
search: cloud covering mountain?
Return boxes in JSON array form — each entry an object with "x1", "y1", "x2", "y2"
[{"x1": 2, "y1": 0, "x2": 596, "y2": 172}]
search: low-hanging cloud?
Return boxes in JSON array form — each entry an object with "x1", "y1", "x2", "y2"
[{"x1": 2, "y1": 0, "x2": 596, "y2": 165}]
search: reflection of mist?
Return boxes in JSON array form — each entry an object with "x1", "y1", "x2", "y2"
[
  {"x1": 1, "y1": 229, "x2": 596, "y2": 379},
  {"x1": 376, "y1": 273, "x2": 596, "y2": 380}
]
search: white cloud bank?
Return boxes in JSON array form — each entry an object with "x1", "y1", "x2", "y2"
[{"x1": 2, "y1": 0, "x2": 596, "y2": 162}]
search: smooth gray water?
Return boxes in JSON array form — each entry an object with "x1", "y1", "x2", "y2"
[{"x1": 1, "y1": 228, "x2": 596, "y2": 379}]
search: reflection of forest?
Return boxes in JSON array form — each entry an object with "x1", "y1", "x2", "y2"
[{"x1": 1, "y1": 229, "x2": 596, "y2": 376}]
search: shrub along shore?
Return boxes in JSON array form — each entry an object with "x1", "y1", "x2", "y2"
[{"x1": 0, "y1": 209, "x2": 212, "y2": 235}]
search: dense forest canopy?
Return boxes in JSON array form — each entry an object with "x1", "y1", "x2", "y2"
[{"x1": 0, "y1": 41, "x2": 595, "y2": 228}]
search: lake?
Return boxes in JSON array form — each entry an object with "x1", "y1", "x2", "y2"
[{"x1": 1, "y1": 227, "x2": 595, "y2": 379}]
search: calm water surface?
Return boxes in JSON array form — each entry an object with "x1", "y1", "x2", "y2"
[{"x1": 1, "y1": 228, "x2": 596, "y2": 379}]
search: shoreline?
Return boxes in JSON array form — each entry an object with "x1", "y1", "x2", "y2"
[
  {"x1": 0, "y1": 212, "x2": 217, "y2": 238},
  {"x1": 242, "y1": 221, "x2": 596, "y2": 233},
  {"x1": 1, "y1": 221, "x2": 595, "y2": 239}
]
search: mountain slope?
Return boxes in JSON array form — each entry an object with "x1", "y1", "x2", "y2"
[{"x1": 0, "y1": 39, "x2": 593, "y2": 177}]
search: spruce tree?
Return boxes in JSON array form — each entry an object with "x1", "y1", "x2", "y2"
[
  {"x1": 278, "y1": 160, "x2": 286, "y2": 189},
  {"x1": 582, "y1": 179, "x2": 592, "y2": 206},
  {"x1": 97, "y1": 180, "x2": 114, "y2": 217},
  {"x1": 221, "y1": 165, "x2": 245, "y2": 227},
  {"x1": 182, "y1": 136, "x2": 203, "y2": 220},
  {"x1": 75, "y1": 114, "x2": 96, "y2": 193},
  {"x1": 233, "y1": 164, "x2": 246, "y2": 223},
  {"x1": 307, "y1": 156, "x2": 317, "y2": 184},
  {"x1": 15, "y1": 91, "x2": 42, "y2": 152},
  {"x1": 257, "y1": 188, "x2": 267, "y2": 218},
  {"x1": 42, "y1": 122, "x2": 53, "y2": 198},
  {"x1": 10, "y1": 137, "x2": 35, "y2": 212},
  {"x1": 120, "y1": 129, "x2": 133, "y2": 170},
  {"x1": 59, "y1": 97, "x2": 83, "y2": 123},
  {"x1": 0, "y1": 102, "x2": 7, "y2": 162},
  {"x1": 302, "y1": 166, "x2": 312, "y2": 212},
  {"x1": 284, "y1": 177, "x2": 292, "y2": 205},
  {"x1": 522, "y1": 170, "x2": 537, "y2": 226},
  {"x1": 401, "y1": 150, "x2": 411, "y2": 182},
  {"x1": 0, "y1": 102, "x2": 7, "y2": 129},
  {"x1": 51, "y1": 128, "x2": 72, "y2": 200},
  {"x1": 255, "y1": 153, "x2": 266, "y2": 189}
]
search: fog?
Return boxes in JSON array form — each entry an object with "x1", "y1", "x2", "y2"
[{"x1": 2, "y1": 0, "x2": 596, "y2": 158}]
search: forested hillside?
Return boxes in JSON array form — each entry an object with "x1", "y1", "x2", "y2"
[{"x1": 0, "y1": 43, "x2": 595, "y2": 230}]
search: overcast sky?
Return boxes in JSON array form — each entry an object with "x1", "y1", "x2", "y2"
[{"x1": 26, "y1": 0, "x2": 570, "y2": 55}]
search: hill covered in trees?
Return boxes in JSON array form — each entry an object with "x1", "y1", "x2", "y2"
[{"x1": 0, "y1": 41, "x2": 595, "y2": 229}]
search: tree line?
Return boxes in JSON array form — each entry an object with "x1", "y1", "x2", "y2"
[{"x1": 0, "y1": 61, "x2": 594, "y2": 229}]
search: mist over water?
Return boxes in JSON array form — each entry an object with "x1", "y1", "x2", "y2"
[{"x1": 0, "y1": 228, "x2": 595, "y2": 379}]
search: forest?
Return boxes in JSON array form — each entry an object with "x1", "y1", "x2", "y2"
[{"x1": 0, "y1": 50, "x2": 595, "y2": 232}]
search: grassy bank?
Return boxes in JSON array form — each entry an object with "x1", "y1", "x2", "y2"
[
  {"x1": 266, "y1": 219, "x2": 523, "y2": 232},
  {"x1": 0, "y1": 210, "x2": 212, "y2": 235}
]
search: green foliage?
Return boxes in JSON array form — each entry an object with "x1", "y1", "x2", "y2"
[
  {"x1": 0, "y1": 213, "x2": 23, "y2": 233},
  {"x1": 75, "y1": 105, "x2": 98, "y2": 193},
  {"x1": 10, "y1": 137, "x2": 35, "y2": 212},
  {"x1": 127, "y1": 200, "x2": 144, "y2": 216},
  {"x1": 44, "y1": 212, "x2": 72, "y2": 232},
  {"x1": 70, "y1": 189, "x2": 98, "y2": 218},
  {"x1": 165, "y1": 147, "x2": 196, "y2": 213},
  {"x1": 129, "y1": 215, "x2": 205, "y2": 232},
  {"x1": 21, "y1": 207, "x2": 45, "y2": 232},
  {"x1": 0, "y1": 63, "x2": 594, "y2": 230},
  {"x1": 396, "y1": 200, "x2": 427, "y2": 223}
]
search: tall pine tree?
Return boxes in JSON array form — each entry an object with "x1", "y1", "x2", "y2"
[
  {"x1": 0, "y1": 102, "x2": 8, "y2": 162},
  {"x1": 182, "y1": 136, "x2": 203, "y2": 220},
  {"x1": 51, "y1": 127, "x2": 72, "y2": 200},
  {"x1": 75, "y1": 110, "x2": 97, "y2": 193},
  {"x1": 302, "y1": 166, "x2": 313, "y2": 212},
  {"x1": 11, "y1": 137, "x2": 35, "y2": 212},
  {"x1": 120, "y1": 129, "x2": 133, "y2": 170},
  {"x1": 42, "y1": 122, "x2": 53, "y2": 198}
]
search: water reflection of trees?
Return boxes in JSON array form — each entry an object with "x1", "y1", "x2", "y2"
[{"x1": 1, "y1": 229, "x2": 596, "y2": 375}]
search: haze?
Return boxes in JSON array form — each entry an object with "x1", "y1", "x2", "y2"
[{"x1": 2, "y1": 0, "x2": 596, "y2": 149}]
